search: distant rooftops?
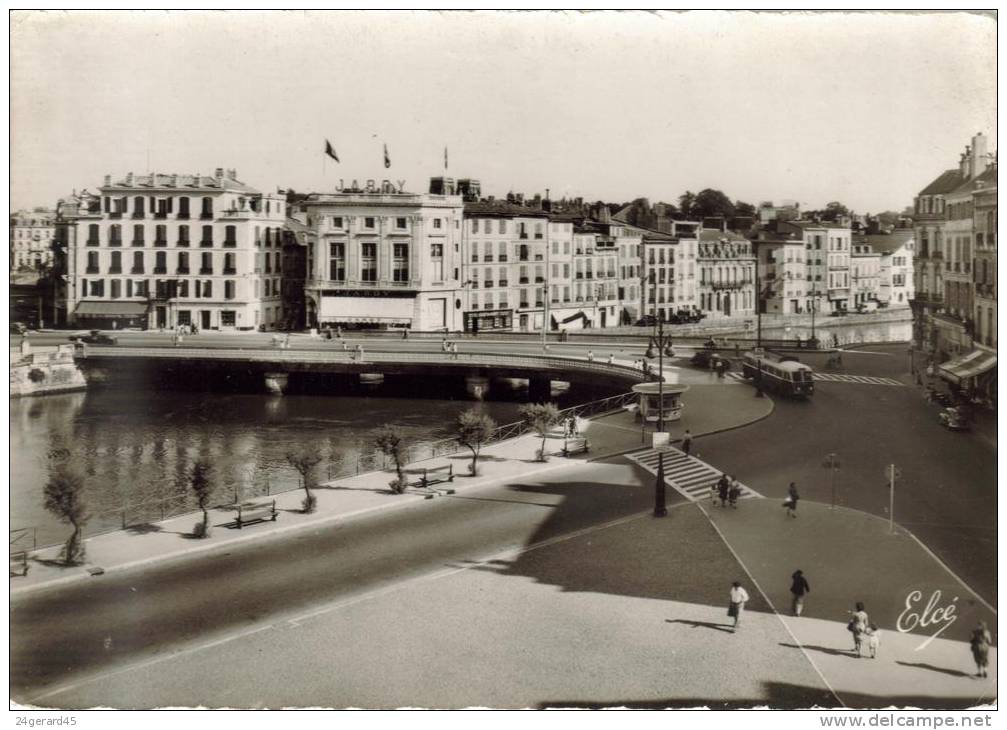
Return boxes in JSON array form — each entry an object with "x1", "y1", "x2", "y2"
[
  {"x1": 101, "y1": 168, "x2": 262, "y2": 195},
  {"x1": 918, "y1": 169, "x2": 966, "y2": 197},
  {"x1": 853, "y1": 230, "x2": 914, "y2": 255}
]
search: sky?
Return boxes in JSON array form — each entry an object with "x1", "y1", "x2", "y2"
[{"x1": 10, "y1": 10, "x2": 997, "y2": 214}]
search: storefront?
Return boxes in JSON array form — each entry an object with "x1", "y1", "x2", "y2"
[
  {"x1": 938, "y1": 348, "x2": 997, "y2": 402},
  {"x1": 73, "y1": 301, "x2": 149, "y2": 330},
  {"x1": 318, "y1": 291, "x2": 416, "y2": 330},
  {"x1": 464, "y1": 308, "x2": 513, "y2": 334}
]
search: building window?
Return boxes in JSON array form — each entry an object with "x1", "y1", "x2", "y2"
[
  {"x1": 131, "y1": 251, "x2": 144, "y2": 274},
  {"x1": 201, "y1": 225, "x2": 213, "y2": 247},
  {"x1": 499, "y1": 220, "x2": 507, "y2": 234},
  {"x1": 154, "y1": 225, "x2": 167, "y2": 246},
  {"x1": 332, "y1": 216, "x2": 343, "y2": 229},
  {"x1": 178, "y1": 197, "x2": 190, "y2": 219},
  {"x1": 221, "y1": 311, "x2": 235, "y2": 326},
  {"x1": 203, "y1": 280, "x2": 212, "y2": 298},
  {"x1": 433, "y1": 218, "x2": 442, "y2": 229},
  {"x1": 133, "y1": 197, "x2": 145, "y2": 219},
  {"x1": 90, "y1": 279, "x2": 104, "y2": 297},
  {"x1": 109, "y1": 251, "x2": 122, "y2": 273},
  {"x1": 395, "y1": 217, "x2": 407, "y2": 230},
  {"x1": 110, "y1": 280, "x2": 121, "y2": 299},
  {"x1": 431, "y1": 243, "x2": 444, "y2": 281},
  {"x1": 393, "y1": 243, "x2": 409, "y2": 282},
  {"x1": 201, "y1": 197, "x2": 213, "y2": 219},
  {"x1": 329, "y1": 242, "x2": 345, "y2": 281},
  {"x1": 224, "y1": 252, "x2": 236, "y2": 274},
  {"x1": 86, "y1": 224, "x2": 99, "y2": 246},
  {"x1": 200, "y1": 252, "x2": 213, "y2": 275},
  {"x1": 132, "y1": 224, "x2": 144, "y2": 246},
  {"x1": 225, "y1": 281, "x2": 235, "y2": 300},
  {"x1": 224, "y1": 225, "x2": 237, "y2": 247},
  {"x1": 86, "y1": 251, "x2": 99, "y2": 273},
  {"x1": 178, "y1": 225, "x2": 190, "y2": 247},
  {"x1": 361, "y1": 242, "x2": 377, "y2": 281},
  {"x1": 177, "y1": 251, "x2": 190, "y2": 274},
  {"x1": 364, "y1": 217, "x2": 375, "y2": 229},
  {"x1": 154, "y1": 251, "x2": 167, "y2": 274}
]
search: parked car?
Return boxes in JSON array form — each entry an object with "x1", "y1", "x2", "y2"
[
  {"x1": 938, "y1": 407, "x2": 970, "y2": 431},
  {"x1": 829, "y1": 310, "x2": 846, "y2": 317},
  {"x1": 70, "y1": 330, "x2": 118, "y2": 346},
  {"x1": 10, "y1": 322, "x2": 27, "y2": 335},
  {"x1": 634, "y1": 315, "x2": 657, "y2": 327}
]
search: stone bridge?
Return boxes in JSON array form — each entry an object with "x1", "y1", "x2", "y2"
[{"x1": 73, "y1": 345, "x2": 648, "y2": 400}]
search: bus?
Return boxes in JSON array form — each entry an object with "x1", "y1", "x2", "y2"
[{"x1": 741, "y1": 350, "x2": 815, "y2": 398}]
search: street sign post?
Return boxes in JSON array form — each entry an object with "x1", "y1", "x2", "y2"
[
  {"x1": 822, "y1": 453, "x2": 841, "y2": 509},
  {"x1": 887, "y1": 464, "x2": 901, "y2": 533}
]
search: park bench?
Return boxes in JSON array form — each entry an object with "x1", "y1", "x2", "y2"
[
  {"x1": 406, "y1": 465, "x2": 455, "y2": 495},
  {"x1": 9, "y1": 551, "x2": 28, "y2": 577},
  {"x1": 561, "y1": 437, "x2": 590, "y2": 457},
  {"x1": 234, "y1": 500, "x2": 278, "y2": 529}
]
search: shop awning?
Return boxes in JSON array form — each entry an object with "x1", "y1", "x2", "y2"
[
  {"x1": 938, "y1": 349, "x2": 997, "y2": 385},
  {"x1": 74, "y1": 301, "x2": 148, "y2": 317},
  {"x1": 318, "y1": 294, "x2": 415, "y2": 324}
]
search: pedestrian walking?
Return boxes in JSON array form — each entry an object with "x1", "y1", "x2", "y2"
[
  {"x1": 970, "y1": 620, "x2": 992, "y2": 677},
  {"x1": 356, "y1": 343, "x2": 364, "y2": 360},
  {"x1": 790, "y1": 569, "x2": 810, "y2": 616},
  {"x1": 728, "y1": 478, "x2": 741, "y2": 509},
  {"x1": 681, "y1": 429, "x2": 692, "y2": 457},
  {"x1": 715, "y1": 473, "x2": 730, "y2": 507},
  {"x1": 717, "y1": 475, "x2": 730, "y2": 508},
  {"x1": 728, "y1": 582, "x2": 749, "y2": 631},
  {"x1": 452, "y1": 342, "x2": 459, "y2": 360},
  {"x1": 587, "y1": 350, "x2": 594, "y2": 362},
  {"x1": 847, "y1": 602, "x2": 869, "y2": 657},
  {"x1": 865, "y1": 624, "x2": 881, "y2": 659},
  {"x1": 402, "y1": 328, "x2": 409, "y2": 340},
  {"x1": 607, "y1": 353, "x2": 614, "y2": 365},
  {"x1": 784, "y1": 482, "x2": 799, "y2": 518}
]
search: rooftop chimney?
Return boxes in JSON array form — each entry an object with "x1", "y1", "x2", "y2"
[
  {"x1": 970, "y1": 133, "x2": 987, "y2": 179},
  {"x1": 125, "y1": 172, "x2": 133, "y2": 186},
  {"x1": 227, "y1": 168, "x2": 237, "y2": 180},
  {"x1": 104, "y1": 174, "x2": 111, "y2": 186},
  {"x1": 170, "y1": 174, "x2": 178, "y2": 187}
]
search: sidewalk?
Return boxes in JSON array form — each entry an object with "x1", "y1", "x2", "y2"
[
  {"x1": 699, "y1": 498, "x2": 997, "y2": 706},
  {"x1": 12, "y1": 380, "x2": 772, "y2": 596}
]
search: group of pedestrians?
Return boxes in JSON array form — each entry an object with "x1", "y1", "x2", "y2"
[{"x1": 711, "y1": 473, "x2": 742, "y2": 509}]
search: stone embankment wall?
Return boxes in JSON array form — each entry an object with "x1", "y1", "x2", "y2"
[{"x1": 10, "y1": 343, "x2": 87, "y2": 397}]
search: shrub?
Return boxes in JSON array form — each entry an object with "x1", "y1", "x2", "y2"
[
  {"x1": 388, "y1": 476, "x2": 408, "y2": 494},
  {"x1": 456, "y1": 409, "x2": 496, "y2": 476},
  {"x1": 519, "y1": 402, "x2": 562, "y2": 462},
  {"x1": 28, "y1": 368, "x2": 46, "y2": 383}
]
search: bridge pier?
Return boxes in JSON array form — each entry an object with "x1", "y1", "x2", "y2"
[
  {"x1": 528, "y1": 375, "x2": 552, "y2": 403},
  {"x1": 264, "y1": 372, "x2": 289, "y2": 395},
  {"x1": 465, "y1": 375, "x2": 490, "y2": 400}
]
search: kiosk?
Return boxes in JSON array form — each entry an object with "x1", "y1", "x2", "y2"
[{"x1": 632, "y1": 382, "x2": 689, "y2": 424}]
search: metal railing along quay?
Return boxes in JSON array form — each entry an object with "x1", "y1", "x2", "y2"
[{"x1": 16, "y1": 391, "x2": 640, "y2": 553}]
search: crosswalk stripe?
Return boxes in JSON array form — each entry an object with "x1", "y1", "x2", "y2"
[
  {"x1": 727, "y1": 371, "x2": 902, "y2": 386},
  {"x1": 625, "y1": 447, "x2": 763, "y2": 503}
]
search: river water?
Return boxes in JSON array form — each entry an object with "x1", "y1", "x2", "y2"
[{"x1": 10, "y1": 387, "x2": 562, "y2": 548}]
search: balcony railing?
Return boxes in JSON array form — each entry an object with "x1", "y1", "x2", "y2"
[
  {"x1": 519, "y1": 233, "x2": 528, "y2": 240},
  {"x1": 108, "y1": 266, "x2": 121, "y2": 274},
  {"x1": 534, "y1": 234, "x2": 543, "y2": 240},
  {"x1": 484, "y1": 255, "x2": 494, "y2": 262},
  {"x1": 154, "y1": 212, "x2": 167, "y2": 220},
  {"x1": 85, "y1": 266, "x2": 99, "y2": 274},
  {"x1": 224, "y1": 240, "x2": 237, "y2": 248},
  {"x1": 176, "y1": 267, "x2": 190, "y2": 274},
  {"x1": 200, "y1": 212, "x2": 214, "y2": 220},
  {"x1": 535, "y1": 276, "x2": 545, "y2": 283},
  {"x1": 484, "y1": 281, "x2": 494, "y2": 288},
  {"x1": 177, "y1": 239, "x2": 190, "y2": 247},
  {"x1": 109, "y1": 238, "x2": 122, "y2": 247},
  {"x1": 176, "y1": 213, "x2": 190, "y2": 220},
  {"x1": 86, "y1": 239, "x2": 99, "y2": 247},
  {"x1": 132, "y1": 239, "x2": 145, "y2": 247},
  {"x1": 199, "y1": 267, "x2": 213, "y2": 275},
  {"x1": 153, "y1": 266, "x2": 167, "y2": 274},
  {"x1": 519, "y1": 276, "x2": 529, "y2": 284},
  {"x1": 109, "y1": 212, "x2": 123, "y2": 219},
  {"x1": 498, "y1": 255, "x2": 508, "y2": 262},
  {"x1": 154, "y1": 239, "x2": 167, "y2": 247},
  {"x1": 132, "y1": 213, "x2": 145, "y2": 220},
  {"x1": 534, "y1": 254, "x2": 543, "y2": 261},
  {"x1": 223, "y1": 267, "x2": 236, "y2": 275},
  {"x1": 130, "y1": 267, "x2": 145, "y2": 274},
  {"x1": 200, "y1": 240, "x2": 214, "y2": 247}
]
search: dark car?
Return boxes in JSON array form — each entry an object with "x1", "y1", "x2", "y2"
[
  {"x1": 10, "y1": 322, "x2": 27, "y2": 335},
  {"x1": 70, "y1": 330, "x2": 118, "y2": 346},
  {"x1": 690, "y1": 350, "x2": 730, "y2": 371},
  {"x1": 829, "y1": 310, "x2": 846, "y2": 317},
  {"x1": 634, "y1": 315, "x2": 657, "y2": 327}
]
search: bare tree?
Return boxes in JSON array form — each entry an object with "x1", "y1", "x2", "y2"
[
  {"x1": 286, "y1": 448, "x2": 322, "y2": 513},
  {"x1": 374, "y1": 425, "x2": 408, "y2": 489},
  {"x1": 44, "y1": 466, "x2": 89, "y2": 565},
  {"x1": 456, "y1": 409, "x2": 496, "y2": 475},
  {"x1": 519, "y1": 402, "x2": 561, "y2": 462},
  {"x1": 189, "y1": 459, "x2": 213, "y2": 538}
]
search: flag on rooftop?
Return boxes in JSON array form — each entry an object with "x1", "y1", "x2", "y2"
[{"x1": 324, "y1": 140, "x2": 340, "y2": 163}]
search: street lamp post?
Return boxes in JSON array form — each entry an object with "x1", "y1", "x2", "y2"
[
  {"x1": 822, "y1": 453, "x2": 841, "y2": 509},
  {"x1": 645, "y1": 274, "x2": 674, "y2": 519}
]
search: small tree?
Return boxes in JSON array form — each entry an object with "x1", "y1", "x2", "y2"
[
  {"x1": 519, "y1": 402, "x2": 561, "y2": 462},
  {"x1": 456, "y1": 409, "x2": 496, "y2": 475},
  {"x1": 43, "y1": 466, "x2": 89, "y2": 565},
  {"x1": 189, "y1": 459, "x2": 213, "y2": 538},
  {"x1": 374, "y1": 425, "x2": 409, "y2": 491},
  {"x1": 286, "y1": 448, "x2": 322, "y2": 513}
]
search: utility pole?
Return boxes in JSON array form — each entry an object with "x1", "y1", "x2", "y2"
[
  {"x1": 888, "y1": 463, "x2": 901, "y2": 534},
  {"x1": 822, "y1": 453, "x2": 841, "y2": 509}
]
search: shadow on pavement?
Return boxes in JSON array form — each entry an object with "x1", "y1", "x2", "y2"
[
  {"x1": 895, "y1": 661, "x2": 973, "y2": 678},
  {"x1": 536, "y1": 680, "x2": 840, "y2": 709},
  {"x1": 665, "y1": 618, "x2": 735, "y2": 634},
  {"x1": 779, "y1": 642, "x2": 857, "y2": 658}
]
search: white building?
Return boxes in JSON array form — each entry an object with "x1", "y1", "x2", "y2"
[
  {"x1": 850, "y1": 242, "x2": 881, "y2": 309},
  {"x1": 857, "y1": 231, "x2": 915, "y2": 308},
  {"x1": 697, "y1": 228, "x2": 756, "y2": 319},
  {"x1": 300, "y1": 180, "x2": 464, "y2": 331},
  {"x1": 754, "y1": 233, "x2": 809, "y2": 315},
  {"x1": 66, "y1": 169, "x2": 287, "y2": 330},
  {"x1": 781, "y1": 220, "x2": 853, "y2": 313},
  {"x1": 10, "y1": 208, "x2": 55, "y2": 272}
]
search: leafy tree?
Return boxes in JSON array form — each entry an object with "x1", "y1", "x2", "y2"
[
  {"x1": 456, "y1": 409, "x2": 496, "y2": 475},
  {"x1": 678, "y1": 191, "x2": 697, "y2": 219},
  {"x1": 44, "y1": 465, "x2": 89, "y2": 565},
  {"x1": 286, "y1": 448, "x2": 322, "y2": 513},
  {"x1": 374, "y1": 425, "x2": 408, "y2": 483},
  {"x1": 519, "y1": 402, "x2": 562, "y2": 462},
  {"x1": 692, "y1": 189, "x2": 736, "y2": 220},
  {"x1": 189, "y1": 459, "x2": 214, "y2": 538},
  {"x1": 734, "y1": 200, "x2": 757, "y2": 218}
]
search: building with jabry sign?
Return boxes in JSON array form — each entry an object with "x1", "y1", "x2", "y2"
[{"x1": 297, "y1": 179, "x2": 465, "y2": 331}]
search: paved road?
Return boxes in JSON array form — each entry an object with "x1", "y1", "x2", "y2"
[
  {"x1": 694, "y1": 343, "x2": 998, "y2": 605},
  {"x1": 11, "y1": 457, "x2": 668, "y2": 703}
]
